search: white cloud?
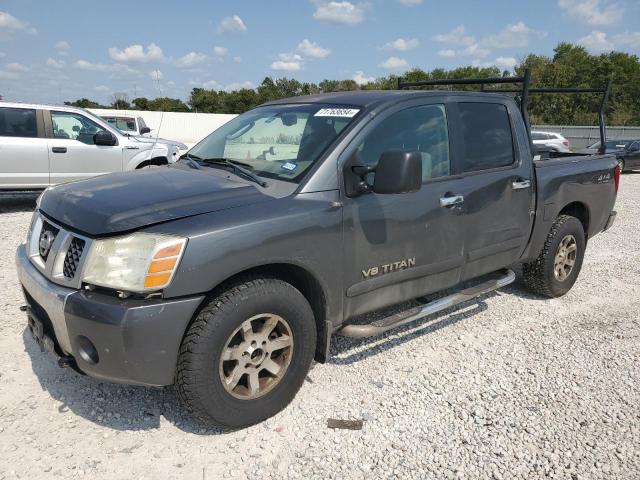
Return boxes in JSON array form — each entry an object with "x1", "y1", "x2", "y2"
[
  {"x1": 352, "y1": 70, "x2": 375, "y2": 85},
  {"x1": 225, "y1": 81, "x2": 255, "y2": 91},
  {"x1": 558, "y1": 0, "x2": 623, "y2": 26},
  {"x1": 313, "y1": 1, "x2": 366, "y2": 26},
  {"x1": 492, "y1": 56, "x2": 518, "y2": 70},
  {"x1": 577, "y1": 30, "x2": 614, "y2": 52},
  {"x1": 213, "y1": 46, "x2": 228, "y2": 57},
  {"x1": 233, "y1": 56, "x2": 242, "y2": 63},
  {"x1": 94, "y1": 85, "x2": 110, "y2": 93},
  {"x1": 296, "y1": 39, "x2": 331, "y2": 59},
  {"x1": 5, "y1": 62, "x2": 28, "y2": 72},
  {"x1": 382, "y1": 37, "x2": 419, "y2": 51},
  {"x1": 379, "y1": 56, "x2": 409, "y2": 70},
  {"x1": 74, "y1": 59, "x2": 109, "y2": 71},
  {"x1": 200, "y1": 79, "x2": 221, "y2": 89},
  {"x1": 108, "y1": 43, "x2": 164, "y2": 63},
  {"x1": 46, "y1": 57, "x2": 64, "y2": 69},
  {"x1": 0, "y1": 70, "x2": 18, "y2": 80},
  {"x1": 174, "y1": 51, "x2": 207, "y2": 68},
  {"x1": 482, "y1": 22, "x2": 546, "y2": 49},
  {"x1": 398, "y1": 0, "x2": 423, "y2": 5},
  {"x1": 218, "y1": 15, "x2": 247, "y2": 33},
  {"x1": 432, "y1": 25, "x2": 475, "y2": 46},
  {"x1": 271, "y1": 53, "x2": 303, "y2": 71},
  {"x1": 55, "y1": 40, "x2": 70, "y2": 55},
  {"x1": 438, "y1": 49, "x2": 456, "y2": 57},
  {"x1": 0, "y1": 11, "x2": 37, "y2": 37},
  {"x1": 613, "y1": 31, "x2": 640, "y2": 50},
  {"x1": 461, "y1": 43, "x2": 491, "y2": 58}
]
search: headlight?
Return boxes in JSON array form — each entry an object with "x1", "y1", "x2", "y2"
[{"x1": 82, "y1": 233, "x2": 186, "y2": 293}]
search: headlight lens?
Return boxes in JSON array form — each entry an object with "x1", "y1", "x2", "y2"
[{"x1": 82, "y1": 233, "x2": 186, "y2": 293}]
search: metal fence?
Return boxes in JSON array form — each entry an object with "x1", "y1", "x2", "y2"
[{"x1": 533, "y1": 125, "x2": 640, "y2": 150}]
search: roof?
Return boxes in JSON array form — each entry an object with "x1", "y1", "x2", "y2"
[
  {"x1": 0, "y1": 100, "x2": 87, "y2": 114},
  {"x1": 263, "y1": 89, "x2": 510, "y2": 109}
]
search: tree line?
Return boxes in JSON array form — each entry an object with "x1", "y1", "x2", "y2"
[{"x1": 66, "y1": 43, "x2": 640, "y2": 126}]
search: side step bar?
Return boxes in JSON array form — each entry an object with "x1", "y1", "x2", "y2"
[{"x1": 337, "y1": 269, "x2": 515, "y2": 339}]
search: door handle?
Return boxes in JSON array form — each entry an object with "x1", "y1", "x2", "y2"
[
  {"x1": 512, "y1": 179, "x2": 531, "y2": 190},
  {"x1": 440, "y1": 194, "x2": 464, "y2": 207},
  {"x1": 51, "y1": 147, "x2": 67, "y2": 154}
]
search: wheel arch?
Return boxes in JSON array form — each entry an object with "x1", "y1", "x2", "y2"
[
  {"x1": 136, "y1": 156, "x2": 169, "y2": 169},
  {"x1": 558, "y1": 201, "x2": 590, "y2": 238},
  {"x1": 190, "y1": 262, "x2": 331, "y2": 363}
]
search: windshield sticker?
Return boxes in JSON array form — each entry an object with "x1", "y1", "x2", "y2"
[
  {"x1": 281, "y1": 162, "x2": 298, "y2": 172},
  {"x1": 314, "y1": 108, "x2": 360, "y2": 118}
]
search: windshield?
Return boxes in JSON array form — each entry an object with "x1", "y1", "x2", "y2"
[
  {"x1": 587, "y1": 139, "x2": 632, "y2": 150},
  {"x1": 187, "y1": 104, "x2": 360, "y2": 183},
  {"x1": 102, "y1": 116, "x2": 137, "y2": 133}
]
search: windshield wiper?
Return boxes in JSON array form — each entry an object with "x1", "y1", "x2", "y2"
[
  {"x1": 178, "y1": 153, "x2": 203, "y2": 169},
  {"x1": 201, "y1": 158, "x2": 268, "y2": 187}
]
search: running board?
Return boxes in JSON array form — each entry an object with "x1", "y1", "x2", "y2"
[{"x1": 337, "y1": 269, "x2": 516, "y2": 339}]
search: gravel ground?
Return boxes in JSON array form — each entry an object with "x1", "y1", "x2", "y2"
[{"x1": 1, "y1": 175, "x2": 639, "y2": 480}]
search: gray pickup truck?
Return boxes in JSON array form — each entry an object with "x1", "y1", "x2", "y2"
[{"x1": 16, "y1": 73, "x2": 619, "y2": 428}]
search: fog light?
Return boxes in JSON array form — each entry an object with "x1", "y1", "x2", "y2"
[{"x1": 76, "y1": 336, "x2": 99, "y2": 365}]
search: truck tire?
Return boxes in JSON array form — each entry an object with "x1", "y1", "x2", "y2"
[
  {"x1": 176, "y1": 278, "x2": 317, "y2": 428},
  {"x1": 522, "y1": 215, "x2": 586, "y2": 298}
]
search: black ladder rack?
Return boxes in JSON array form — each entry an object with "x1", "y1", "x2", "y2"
[{"x1": 397, "y1": 68, "x2": 612, "y2": 155}]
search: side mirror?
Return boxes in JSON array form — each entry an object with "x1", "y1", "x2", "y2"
[
  {"x1": 139, "y1": 126, "x2": 151, "y2": 135},
  {"x1": 94, "y1": 130, "x2": 117, "y2": 146},
  {"x1": 372, "y1": 151, "x2": 422, "y2": 194}
]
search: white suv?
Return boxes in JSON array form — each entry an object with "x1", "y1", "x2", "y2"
[
  {"x1": 531, "y1": 130, "x2": 571, "y2": 152},
  {"x1": 0, "y1": 102, "x2": 187, "y2": 191}
]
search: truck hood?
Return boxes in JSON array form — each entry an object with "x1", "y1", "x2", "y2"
[{"x1": 39, "y1": 166, "x2": 271, "y2": 236}]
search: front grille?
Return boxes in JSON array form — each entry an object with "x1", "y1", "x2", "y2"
[
  {"x1": 63, "y1": 237, "x2": 85, "y2": 279},
  {"x1": 39, "y1": 222, "x2": 59, "y2": 261}
]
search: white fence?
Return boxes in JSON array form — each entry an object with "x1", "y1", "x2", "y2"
[{"x1": 88, "y1": 109, "x2": 237, "y2": 148}]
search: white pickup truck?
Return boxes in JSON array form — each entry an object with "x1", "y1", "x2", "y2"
[
  {"x1": 99, "y1": 113, "x2": 154, "y2": 137},
  {"x1": 0, "y1": 102, "x2": 187, "y2": 191}
]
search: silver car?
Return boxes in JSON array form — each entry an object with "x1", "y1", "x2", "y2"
[{"x1": 0, "y1": 102, "x2": 187, "y2": 191}]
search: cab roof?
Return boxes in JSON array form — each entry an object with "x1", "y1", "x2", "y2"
[{"x1": 263, "y1": 89, "x2": 510, "y2": 110}]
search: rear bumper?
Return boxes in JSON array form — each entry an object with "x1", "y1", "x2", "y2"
[
  {"x1": 604, "y1": 211, "x2": 616, "y2": 231},
  {"x1": 16, "y1": 243, "x2": 205, "y2": 386}
]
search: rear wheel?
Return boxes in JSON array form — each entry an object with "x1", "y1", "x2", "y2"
[
  {"x1": 522, "y1": 215, "x2": 586, "y2": 298},
  {"x1": 176, "y1": 278, "x2": 316, "y2": 428},
  {"x1": 618, "y1": 159, "x2": 625, "y2": 173}
]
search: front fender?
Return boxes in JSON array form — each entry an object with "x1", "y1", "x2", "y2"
[{"x1": 125, "y1": 145, "x2": 170, "y2": 170}]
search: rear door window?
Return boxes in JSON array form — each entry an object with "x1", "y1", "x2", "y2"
[
  {"x1": 458, "y1": 103, "x2": 515, "y2": 172},
  {"x1": 0, "y1": 107, "x2": 38, "y2": 137}
]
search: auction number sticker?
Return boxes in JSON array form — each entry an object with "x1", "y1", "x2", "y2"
[{"x1": 314, "y1": 108, "x2": 360, "y2": 118}]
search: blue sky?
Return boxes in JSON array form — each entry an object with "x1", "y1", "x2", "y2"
[{"x1": 1, "y1": 0, "x2": 639, "y2": 104}]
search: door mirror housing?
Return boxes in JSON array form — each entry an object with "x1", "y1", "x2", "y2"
[
  {"x1": 372, "y1": 151, "x2": 422, "y2": 195},
  {"x1": 139, "y1": 126, "x2": 151, "y2": 135},
  {"x1": 94, "y1": 130, "x2": 117, "y2": 146}
]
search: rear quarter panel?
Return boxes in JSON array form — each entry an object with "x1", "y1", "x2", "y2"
[{"x1": 522, "y1": 154, "x2": 618, "y2": 261}]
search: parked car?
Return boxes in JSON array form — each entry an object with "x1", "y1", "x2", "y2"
[
  {"x1": 578, "y1": 139, "x2": 640, "y2": 172},
  {"x1": 100, "y1": 114, "x2": 153, "y2": 137},
  {"x1": 531, "y1": 130, "x2": 571, "y2": 152},
  {"x1": 0, "y1": 102, "x2": 186, "y2": 191},
  {"x1": 17, "y1": 87, "x2": 619, "y2": 428}
]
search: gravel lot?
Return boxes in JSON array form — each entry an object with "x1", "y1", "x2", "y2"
[{"x1": 1, "y1": 175, "x2": 639, "y2": 480}]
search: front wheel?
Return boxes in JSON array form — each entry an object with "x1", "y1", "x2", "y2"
[
  {"x1": 176, "y1": 278, "x2": 316, "y2": 428},
  {"x1": 522, "y1": 215, "x2": 586, "y2": 298}
]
